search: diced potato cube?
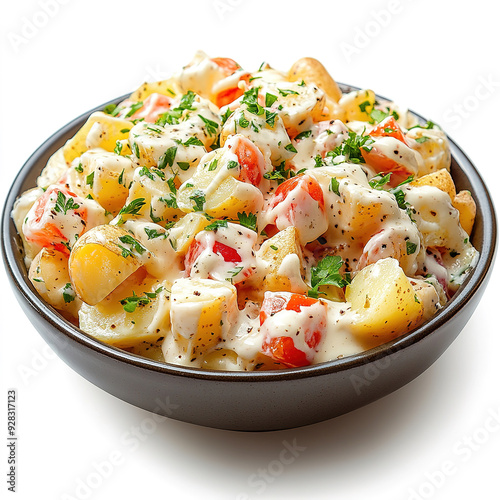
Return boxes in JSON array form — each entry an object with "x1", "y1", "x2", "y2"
[
  {"x1": 288, "y1": 57, "x2": 342, "y2": 103},
  {"x1": 123, "y1": 167, "x2": 184, "y2": 226},
  {"x1": 406, "y1": 127, "x2": 451, "y2": 175},
  {"x1": 453, "y1": 190, "x2": 476, "y2": 235},
  {"x1": 79, "y1": 151, "x2": 135, "y2": 214},
  {"x1": 37, "y1": 148, "x2": 68, "y2": 189},
  {"x1": 29, "y1": 248, "x2": 81, "y2": 319},
  {"x1": 168, "y1": 278, "x2": 238, "y2": 362},
  {"x1": 79, "y1": 270, "x2": 169, "y2": 347},
  {"x1": 201, "y1": 349, "x2": 244, "y2": 371},
  {"x1": 129, "y1": 78, "x2": 180, "y2": 102},
  {"x1": 341, "y1": 181, "x2": 400, "y2": 237},
  {"x1": 258, "y1": 226, "x2": 307, "y2": 293},
  {"x1": 346, "y1": 258, "x2": 423, "y2": 346},
  {"x1": 338, "y1": 89, "x2": 376, "y2": 122},
  {"x1": 177, "y1": 150, "x2": 264, "y2": 219},
  {"x1": 62, "y1": 112, "x2": 133, "y2": 164},
  {"x1": 69, "y1": 224, "x2": 148, "y2": 305},
  {"x1": 411, "y1": 168, "x2": 456, "y2": 200},
  {"x1": 168, "y1": 213, "x2": 211, "y2": 256}
]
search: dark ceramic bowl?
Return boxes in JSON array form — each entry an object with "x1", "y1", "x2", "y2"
[{"x1": 2, "y1": 89, "x2": 497, "y2": 431}]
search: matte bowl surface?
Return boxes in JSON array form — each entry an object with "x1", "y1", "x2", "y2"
[{"x1": 2, "y1": 88, "x2": 497, "y2": 431}]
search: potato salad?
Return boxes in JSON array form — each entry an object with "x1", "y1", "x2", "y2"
[{"x1": 13, "y1": 53, "x2": 479, "y2": 370}]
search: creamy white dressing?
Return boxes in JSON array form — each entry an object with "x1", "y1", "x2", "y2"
[
  {"x1": 277, "y1": 254, "x2": 308, "y2": 293},
  {"x1": 370, "y1": 136, "x2": 423, "y2": 176},
  {"x1": 188, "y1": 223, "x2": 257, "y2": 284},
  {"x1": 221, "y1": 108, "x2": 293, "y2": 166},
  {"x1": 85, "y1": 122, "x2": 105, "y2": 150}
]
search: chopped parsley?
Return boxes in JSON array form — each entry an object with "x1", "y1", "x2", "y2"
[
  {"x1": 120, "y1": 287, "x2": 163, "y2": 313},
  {"x1": 54, "y1": 191, "x2": 80, "y2": 215},
  {"x1": 62, "y1": 283, "x2": 76, "y2": 303},
  {"x1": 278, "y1": 88, "x2": 299, "y2": 97},
  {"x1": 238, "y1": 114, "x2": 250, "y2": 129},
  {"x1": 74, "y1": 163, "x2": 83, "y2": 173},
  {"x1": 132, "y1": 141, "x2": 140, "y2": 158},
  {"x1": 369, "y1": 173, "x2": 392, "y2": 190},
  {"x1": 415, "y1": 136, "x2": 430, "y2": 144},
  {"x1": 308, "y1": 255, "x2": 350, "y2": 298},
  {"x1": 85, "y1": 172, "x2": 94, "y2": 189},
  {"x1": 358, "y1": 100, "x2": 372, "y2": 113},
  {"x1": 328, "y1": 131, "x2": 374, "y2": 164},
  {"x1": 117, "y1": 235, "x2": 147, "y2": 258},
  {"x1": 226, "y1": 160, "x2": 238, "y2": 170},
  {"x1": 116, "y1": 198, "x2": 146, "y2": 224},
  {"x1": 227, "y1": 266, "x2": 244, "y2": 282},
  {"x1": 177, "y1": 162, "x2": 191, "y2": 171},
  {"x1": 149, "y1": 206, "x2": 163, "y2": 223},
  {"x1": 183, "y1": 136, "x2": 204, "y2": 147},
  {"x1": 265, "y1": 110, "x2": 277, "y2": 127},
  {"x1": 285, "y1": 143, "x2": 298, "y2": 154},
  {"x1": 242, "y1": 87, "x2": 264, "y2": 116},
  {"x1": 263, "y1": 161, "x2": 296, "y2": 184},
  {"x1": 389, "y1": 176, "x2": 415, "y2": 222},
  {"x1": 139, "y1": 167, "x2": 155, "y2": 181},
  {"x1": 189, "y1": 190, "x2": 206, "y2": 211},
  {"x1": 114, "y1": 140, "x2": 123, "y2": 155},
  {"x1": 124, "y1": 101, "x2": 144, "y2": 118},
  {"x1": 265, "y1": 93, "x2": 278, "y2": 107},
  {"x1": 406, "y1": 241, "x2": 418, "y2": 255},
  {"x1": 237, "y1": 212, "x2": 257, "y2": 231},
  {"x1": 329, "y1": 177, "x2": 341, "y2": 196},
  {"x1": 204, "y1": 219, "x2": 228, "y2": 231},
  {"x1": 178, "y1": 90, "x2": 196, "y2": 110},
  {"x1": 144, "y1": 227, "x2": 167, "y2": 240},
  {"x1": 159, "y1": 193, "x2": 178, "y2": 209},
  {"x1": 369, "y1": 107, "x2": 399, "y2": 124},
  {"x1": 208, "y1": 158, "x2": 218, "y2": 172},
  {"x1": 118, "y1": 169, "x2": 125, "y2": 186},
  {"x1": 294, "y1": 130, "x2": 312, "y2": 141},
  {"x1": 103, "y1": 103, "x2": 117, "y2": 115},
  {"x1": 220, "y1": 108, "x2": 233, "y2": 126},
  {"x1": 198, "y1": 115, "x2": 219, "y2": 137}
]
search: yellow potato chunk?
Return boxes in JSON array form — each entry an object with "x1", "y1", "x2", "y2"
[
  {"x1": 177, "y1": 151, "x2": 263, "y2": 219},
  {"x1": 411, "y1": 168, "x2": 456, "y2": 200},
  {"x1": 201, "y1": 349, "x2": 243, "y2": 371},
  {"x1": 258, "y1": 227, "x2": 307, "y2": 293},
  {"x1": 29, "y1": 248, "x2": 81, "y2": 319},
  {"x1": 346, "y1": 258, "x2": 424, "y2": 347},
  {"x1": 129, "y1": 78, "x2": 180, "y2": 102},
  {"x1": 123, "y1": 167, "x2": 184, "y2": 226},
  {"x1": 63, "y1": 112, "x2": 133, "y2": 164},
  {"x1": 338, "y1": 89, "x2": 377, "y2": 122},
  {"x1": 341, "y1": 181, "x2": 400, "y2": 237},
  {"x1": 168, "y1": 213, "x2": 211, "y2": 256},
  {"x1": 168, "y1": 278, "x2": 238, "y2": 363},
  {"x1": 78, "y1": 151, "x2": 134, "y2": 214},
  {"x1": 79, "y1": 270, "x2": 169, "y2": 347},
  {"x1": 453, "y1": 190, "x2": 476, "y2": 235},
  {"x1": 406, "y1": 127, "x2": 451, "y2": 175},
  {"x1": 288, "y1": 57, "x2": 342, "y2": 103},
  {"x1": 69, "y1": 225, "x2": 148, "y2": 305}
]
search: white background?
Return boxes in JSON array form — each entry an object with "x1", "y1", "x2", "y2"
[{"x1": 1, "y1": 1, "x2": 499, "y2": 499}]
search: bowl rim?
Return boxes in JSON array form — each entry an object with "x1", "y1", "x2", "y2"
[{"x1": 2, "y1": 87, "x2": 498, "y2": 383}]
